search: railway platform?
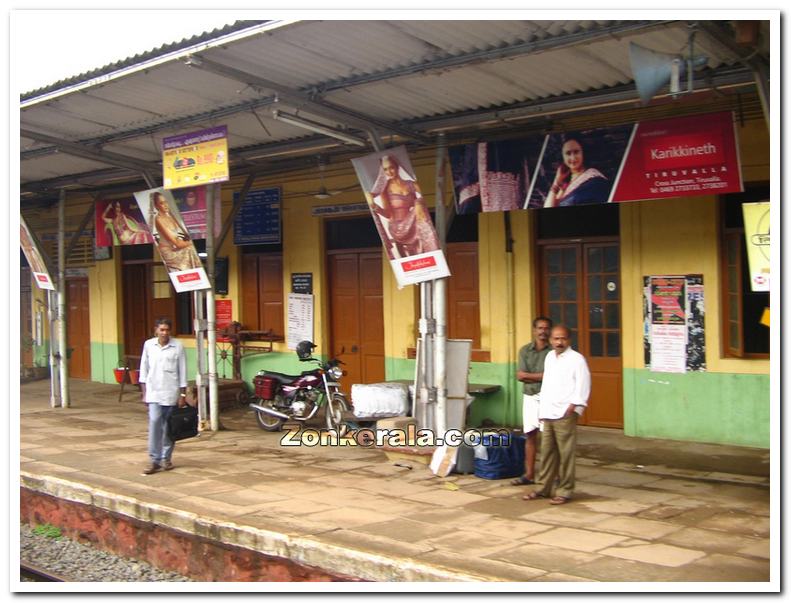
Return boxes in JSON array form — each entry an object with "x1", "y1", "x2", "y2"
[{"x1": 18, "y1": 378, "x2": 773, "y2": 586}]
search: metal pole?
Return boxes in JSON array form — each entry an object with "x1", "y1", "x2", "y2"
[
  {"x1": 57, "y1": 189, "x2": 70, "y2": 408},
  {"x1": 47, "y1": 290, "x2": 60, "y2": 408},
  {"x1": 194, "y1": 290, "x2": 208, "y2": 430},
  {"x1": 206, "y1": 185, "x2": 220, "y2": 431},
  {"x1": 433, "y1": 134, "x2": 448, "y2": 437}
]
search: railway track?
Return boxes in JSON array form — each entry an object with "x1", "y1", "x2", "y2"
[{"x1": 20, "y1": 561, "x2": 66, "y2": 582}]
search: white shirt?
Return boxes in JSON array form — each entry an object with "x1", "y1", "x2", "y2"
[
  {"x1": 139, "y1": 337, "x2": 187, "y2": 405},
  {"x1": 538, "y1": 347, "x2": 591, "y2": 420}
]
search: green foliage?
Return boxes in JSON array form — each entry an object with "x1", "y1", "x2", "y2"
[{"x1": 32, "y1": 523, "x2": 62, "y2": 539}]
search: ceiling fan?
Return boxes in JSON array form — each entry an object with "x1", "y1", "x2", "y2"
[{"x1": 291, "y1": 157, "x2": 361, "y2": 199}]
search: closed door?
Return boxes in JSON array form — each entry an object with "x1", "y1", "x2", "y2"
[
  {"x1": 539, "y1": 241, "x2": 622, "y2": 428},
  {"x1": 328, "y1": 250, "x2": 385, "y2": 392},
  {"x1": 123, "y1": 264, "x2": 153, "y2": 356},
  {"x1": 66, "y1": 278, "x2": 91, "y2": 379}
]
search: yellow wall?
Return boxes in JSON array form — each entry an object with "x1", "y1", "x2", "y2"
[{"x1": 88, "y1": 254, "x2": 123, "y2": 346}]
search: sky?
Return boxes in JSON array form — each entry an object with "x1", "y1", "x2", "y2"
[{"x1": 13, "y1": 11, "x2": 241, "y2": 94}]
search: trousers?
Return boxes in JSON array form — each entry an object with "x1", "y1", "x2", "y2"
[
  {"x1": 536, "y1": 413, "x2": 578, "y2": 499},
  {"x1": 148, "y1": 403, "x2": 176, "y2": 464}
]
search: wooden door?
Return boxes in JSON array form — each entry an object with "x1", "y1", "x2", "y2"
[
  {"x1": 21, "y1": 268, "x2": 33, "y2": 368},
  {"x1": 123, "y1": 263, "x2": 152, "y2": 356},
  {"x1": 328, "y1": 250, "x2": 385, "y2": 392},
  {"x1": 539, "y1": 241, "x2": 622, "y2": 428},
  {"x1": 66, "y1": 277, "x2": 91, "y2": 379}
]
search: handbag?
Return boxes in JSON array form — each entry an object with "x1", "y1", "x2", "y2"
[{"x1": 167, "y1": 405, "x2": 199, "y2": 441}]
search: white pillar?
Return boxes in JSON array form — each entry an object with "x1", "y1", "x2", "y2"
[
  {"x1": 205, "y1": 185, "x2": 219, "y2": 431},
  {"x1": 47, "y1": 290, "x2": 60, "y2": 408},
  {"x1": 57, "y1": 189, "x2": 70, "y2": 408}
]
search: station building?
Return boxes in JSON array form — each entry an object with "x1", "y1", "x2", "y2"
[{"x1": 20, "y1": 19, "x2": 774, "y2": 449}]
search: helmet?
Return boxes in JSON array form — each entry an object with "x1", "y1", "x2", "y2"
[{"x1": 296, "y1": 340, "x2": 316, "y2": 360}]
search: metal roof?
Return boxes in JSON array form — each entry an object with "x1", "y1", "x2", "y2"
[{"x1": 19, "y1": 18, "x2": 770, "y2": 202}]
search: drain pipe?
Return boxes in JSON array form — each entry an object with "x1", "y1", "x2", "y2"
[
  {"x1": 206, "y1": 185, "x2": 219, "y2": 432},
  {"x1": 57, "y1": 189, "x2": 70, "y2": 408},
  {"x1": 47, "y1": 290, "x2": 60, "y2": 408},
  {"x1": 504, "y1": 213, "x2": 516, "y2": 426}
]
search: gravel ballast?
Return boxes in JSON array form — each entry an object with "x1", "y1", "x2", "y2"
[{"x1": 20, "y1": 523, "x2": 193, "y2": 582}]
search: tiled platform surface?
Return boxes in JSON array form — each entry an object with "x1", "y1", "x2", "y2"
[{"x1": 19, "y1": 379, "x2": 773, "y2": 584}]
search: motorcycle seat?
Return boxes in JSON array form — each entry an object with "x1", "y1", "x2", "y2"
[{"x1": 258, "y1": 370, "x2": 310, "y2": 384}]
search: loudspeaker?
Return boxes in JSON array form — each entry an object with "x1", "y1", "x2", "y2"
[{"x1": 629, "y1": 42, "x2": 708, "y2": 105}]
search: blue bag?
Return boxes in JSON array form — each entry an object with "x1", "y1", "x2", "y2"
[{"x1": 473, "y1": 432, "x2": 525, "y2": 480}]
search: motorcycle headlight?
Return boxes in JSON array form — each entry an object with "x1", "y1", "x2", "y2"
[{"x1": 328, "y1": 366, "x2": 343, "y2": 380}]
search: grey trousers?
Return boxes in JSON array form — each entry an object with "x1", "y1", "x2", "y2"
[
  {"x1": 536, "y1": 413, "x2": 578, "y2": 499},
  {"x1": 147, "y1": 403, "x2": 176, "y2": 464}
]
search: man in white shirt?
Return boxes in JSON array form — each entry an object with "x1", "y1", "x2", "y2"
[
  {"x1": 523, "y1": 325, "x2": 591, "y2": 505},
  {"x1": 139, "y1": 318, "x2": 188, "y2": 475}
]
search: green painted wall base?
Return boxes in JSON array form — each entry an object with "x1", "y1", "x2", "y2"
[
  {"x1": 624, "y1": 368, "x2": 770, "y2": 449},
  {"x1": 91, "y1": 342, "x2": 125, "y2": 384}
]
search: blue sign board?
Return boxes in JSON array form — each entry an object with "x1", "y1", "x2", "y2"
[{"x1": 233, "y1": 188, "x2": 282, "y2": 245}]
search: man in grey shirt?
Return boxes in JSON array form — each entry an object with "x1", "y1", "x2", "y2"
[
  {"x1": 513, "y1": 316, "x2": 552, "y2": 485},
  {"x1": 139, "y1": 317, "x2": 188, "y2": 475}
]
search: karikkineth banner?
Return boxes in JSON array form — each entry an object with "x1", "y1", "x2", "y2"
[{"x1": 20, "y1": 216, "x2": 55, "y2": 290}]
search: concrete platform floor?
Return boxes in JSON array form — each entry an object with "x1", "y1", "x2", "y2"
[{"x1": 18, "y1": 378, "x2": 775, "y2": 586}]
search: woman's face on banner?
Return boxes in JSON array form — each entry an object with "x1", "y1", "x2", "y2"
[
  {"x1": 154, "y1": 193, "x2": 167, "y2": 211},
  {"x1": 562, "y1": 139, "x2": 584, "y2": 173},
  {"x1": 382, "y1": 157, "x2": 399, "y2": 180}
]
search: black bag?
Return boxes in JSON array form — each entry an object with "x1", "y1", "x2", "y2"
[{"x1": 167, "y1": 405, "x2": 199, "y2": 441}]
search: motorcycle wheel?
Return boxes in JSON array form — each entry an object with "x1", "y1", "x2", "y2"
[
  {"x1": 253, "y1": 398, "x2": 285, "y2": 432},
  {"x1": 325, "y1": 393, "x2": 349, "y2": 436}
]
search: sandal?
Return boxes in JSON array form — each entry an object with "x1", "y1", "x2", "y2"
[
  {"x1": 522, "y1": 491, "x2": 544, "y2": 501},
  {"x1": 549, "y1": 496, "x2": 569, "y2": 505},
  {"x1": 510, "y1": 476, "x2": 535, "y2": 486}
]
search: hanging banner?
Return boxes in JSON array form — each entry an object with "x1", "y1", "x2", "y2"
[
  {"x1": 162, "y1": 126, "x2": 229, "y2": 190},
  {"x1": 171, "y1": 183, "x2": 222, "y2": 240},
  {"x1": 233, "y1": 188, "x2": 281, "y2": 245},
  {"x1": 449, "y1": 137, "x2": 545, "y2": 213},
  {"x1": 611, "y1": 112, "x2": 743, "y2": 202},
  {"x1": 525, "y1": 125, "x2": 634, "y2": 209},
  {"x1": 643, "y1": 275, "x2": 706, "y2": 373},
  {"x1": 20, "y1": 217, "x2": 55, "y2": 290},
  {"x1": 351, "y1": 145, "x2": 450, "y2": 288},
  {"x1": 133, "y1": 187, "x2": 210, "y2": 292},
  {"x1": 95, "y1": 198, "x2": 154, "y2": 247},
  {"x1": 742, "y1": 201, "x2": 770, "y2": 292}
]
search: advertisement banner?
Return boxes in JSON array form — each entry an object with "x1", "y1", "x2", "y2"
[
  {"x1": 162, "y1": 126, "x2": 229, "y2": 190},
  {"x1": 133, "y1": 187, "x2": 211, "y2": 292},
  {"x1": 525, "y1": 125, "x2": 634, "y2": 209},
  {"x1": 449, "y1": 137, "x2": 545, "y2": 213},
  {"x1": 742, "y1": 201, "x2": 770, "y2": 292},
  {"x1": 611, "y1": 112, "x2": 743, "y2": 202},
  {"x1": 95, "y1": 198, "x2": 154, "y2": 247},
  {"x1": 351, "y1": 146, "x2": 450, "y2": 288},
  {"x1": 20, "y1": 217, "x2": 55, "y2": 290},
  {"x1": 171, "y1": 184, "x2": 222, "y2": 240}
]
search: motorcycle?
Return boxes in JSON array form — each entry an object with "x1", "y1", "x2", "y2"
[{"x1": 248, "y1": 340, "x2": 350, "y2": 435}]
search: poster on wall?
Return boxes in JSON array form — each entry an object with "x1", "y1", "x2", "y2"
[
  {"x1": 449, "y1": 137, "x2": 544, "y2": 214},
  {"x1": 133, "y1": 187, "x2": 211, "y2": 292},
  {"x1": 162, "y1": 126, "x2": 229, "y2": 190},
  {"x1": 351, "y1": 145, "x2": 450, "y2": 288},
  {"x1": 643, "y1": 275, "x2": 706, "y2": 373},
  {"x1": 233, "y1": 188, "x2": 281, "y2": 245},
  {"x1": 611, "y1": 112, "x2": 743, "y2": 202},
  {"x1": 287, "y1": 293, "x2": 314, "y2": 350},
  {"x1": 525, "y1": 125, "x2": 634, "y2": 209},
  {"x1": 170, "y1": 184, "x2": 222, "y2": 240},
  {"x1": 20, "y1": 216, "x2": 55, "y2": 290},
  {"x1": 742, "y1": 201, "x2": 770, "y2": 292},
  {"x1": 95, "y1": 198, "x2": 154, "y2": 246}
]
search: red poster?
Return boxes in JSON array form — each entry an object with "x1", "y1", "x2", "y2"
[
  {"x1": 612, "y1": 112, "x2": 742, "y2": 202},
  {"x1": 216, "y1": 300, "x2": 233, "y2": 331}
]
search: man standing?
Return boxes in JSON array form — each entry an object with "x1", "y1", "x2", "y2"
[
  {"x1": 512, "y1": 317, "x2": 552, "y2": 486},
  {"x1": 139, "y1": 318, "x2": 188, "y2": 475},
  {"x1": 523, "y1": 325, "x2": 590, "y2": 505}
]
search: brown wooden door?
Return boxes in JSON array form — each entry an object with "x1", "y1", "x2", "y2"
[
  {"x1": 66, "y1": 277, "x2": 91, "y2": 379},
  {"x1": 328, "y1": 250, "x2": 385, "y2": 392},
  {"x1": 123, "y1": 263, "x2": 152, "y2": 356},
  {"x1": 538, "y1": 241, "x2": 622, "y2": 428},
  {"x1": 21, "y1": 268, "x2": 33, "y2": 368}
]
